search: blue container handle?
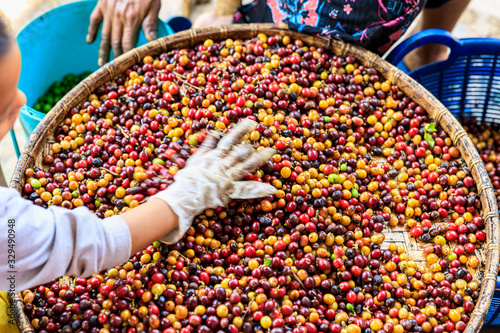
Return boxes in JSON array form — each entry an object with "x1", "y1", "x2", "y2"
[
  {"x1": 164, "y1": 16, "x2": 192, "y2": 33},
  {"x1": 386, "y1": 29, "x2": 462, "y2": 70},
  {"x1": 10, "y1": 130, "x2": 20, "y2": 157}
]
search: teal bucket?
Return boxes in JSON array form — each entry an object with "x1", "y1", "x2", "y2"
[{"x1": 15, "y1": 0, "x2": 174, "y2": 156}]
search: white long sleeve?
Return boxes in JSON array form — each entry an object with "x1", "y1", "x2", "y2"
[{"x1": 0, "y1": 187, "x2": 132, "y2": 292}]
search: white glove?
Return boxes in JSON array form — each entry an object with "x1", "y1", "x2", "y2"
[{"x1": 153, "y1": 119, "x2": 277, "y2": 244}]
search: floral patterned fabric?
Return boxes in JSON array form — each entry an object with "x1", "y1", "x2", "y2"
[{"x1": 234, "y1": 0, "x2": 450, "y2": 55}]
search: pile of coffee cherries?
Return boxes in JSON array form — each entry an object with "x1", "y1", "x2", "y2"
[
  {"x1": 22, "y1": 34, "x2": 485, "y2": 333},
  {"x1": 33, "y1": 72, "x2": 91, "y2": 114},
  {"x1": 463, "y1": 118, "x2": 500, "y2": 206}
]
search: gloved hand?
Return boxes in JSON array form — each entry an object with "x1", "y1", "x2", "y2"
[{"x1": 153, "y1": 119, "x2": 277, "y2": 244}]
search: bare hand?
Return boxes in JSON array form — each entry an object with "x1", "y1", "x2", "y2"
[{"x1": 87, "y1": 0, "x2": 161, "y2": 67}]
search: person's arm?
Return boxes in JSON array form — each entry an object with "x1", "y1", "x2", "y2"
[
  {"x1": 193, "y1": 14, "x2": 234, "y2": 29},
  {"x1": 192, "y1": 0, "x2": 240, "y2": 29},
  {"x1": 121, "y1": 198, "x2": 177, "y2": 255},
  {"x1": 0, "y1": 119, "x2": 275, "y2": 291},
  {"x1": 404, "y1": 0, "x2": 471, "y2": 70},
  {"x1": 421, "y1": 0, "x2": 471, "y2": 32},
  {"x1": 87, "y1": 0, "x2": 161, "y2": 67},
  {"x1": 0, "y1": 187, "x2": 133, "y2": 292}
]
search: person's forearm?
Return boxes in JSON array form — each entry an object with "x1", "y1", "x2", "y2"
[
  {"x1": 193, "y1": 14, "x2": 234, "y2": 29},
  {"x1": 404, "y1": 0, "x2": 470, "y2": 70},
  {"x1": 120, "y1": 198, "x2": 179, "y2": 255},
  {"x1": 419, "y1": 0, "x2": 471, "y2": 64},
  {"x1": 215, "y1": 0, "x2": 241, "y2": 16},
  {"x1": 421, "y1": 0, "x2": 471, "y2": 32}
]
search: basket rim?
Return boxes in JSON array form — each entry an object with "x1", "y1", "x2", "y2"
[{"x1": 10, "y1": 23, "x2": 500, "y2": 333}]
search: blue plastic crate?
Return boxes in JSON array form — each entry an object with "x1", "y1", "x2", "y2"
[
  {"x1": 386, "y1": 29, "x2": 500, "y2": 123},
  {"x1": 387, "y1": 28, "x2": 500, "y2": 327},
  {"x1": 485, "y1": 288, "x2": 500, "y2": 327}
]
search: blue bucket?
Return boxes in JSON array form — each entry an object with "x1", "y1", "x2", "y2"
[{"x1": 15, "y1": 0, "x2": 175, "y2": 156}]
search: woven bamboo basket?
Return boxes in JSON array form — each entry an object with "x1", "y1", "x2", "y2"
[{"x1": 9, "y1": 24, "x2": 500, "y2": 333}]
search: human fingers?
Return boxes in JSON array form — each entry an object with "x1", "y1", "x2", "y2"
[
  {"x1": 142, "y1": 0, "x2": 161, "y2": 41},
  {"x1": 98, "y1": 14, "x2": 112, "y2": 66},
  {"x1": 87, "y1": 2, "x2": 104, "y2": 43}
]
